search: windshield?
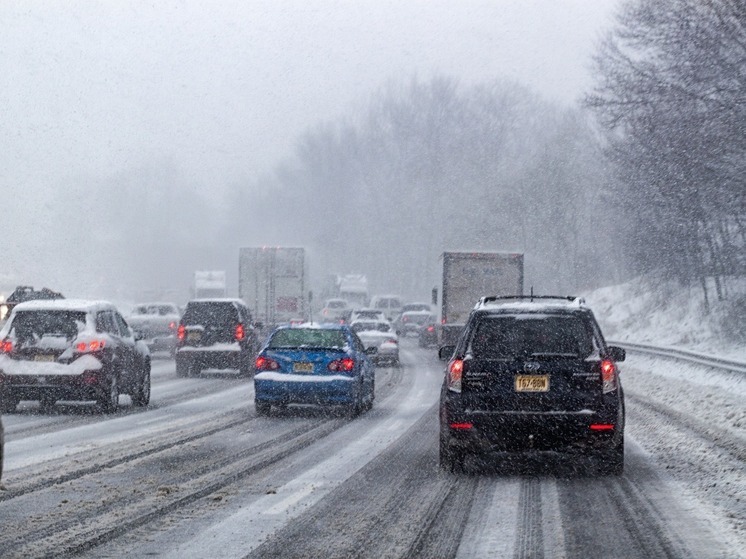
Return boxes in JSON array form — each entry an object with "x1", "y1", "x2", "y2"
[
  {"x1": 181, "y1": 302, "x2": 238, "y2": 326},
  {"x1": 468, "y1": 315, "x2": 597, "y2": 359},
  {"x1": 10, "y1": 310, "x2": 87, "y2": 342},
  {"x1": 268, "y1": 328, "x2": 347, "y2": 349}
]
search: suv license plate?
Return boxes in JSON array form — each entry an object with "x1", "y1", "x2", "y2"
[
  {"x1": 515, "y1": 375, "x2": 549, "y2": 392},
  {"x1": 293, "y1": 362, "x2": 314, "y2": 373},
  {"x1": 34, "y1": 354, "x2": 55, "y2": 362},
  {"x1": 187, "y1": 332, "x2": 201, "y2": 341}
]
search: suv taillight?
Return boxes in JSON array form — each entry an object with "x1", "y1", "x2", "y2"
[
  {"x1": 600, "y1": 359, "x2": 617, "y2": 393},
  {"x1": 447, "y1": 358, "x2": 464, "y2": 393},
  {"x1": 1, "y1": 339, "x2": 13, "y2": 353},
  {"x1": 177, "y1": 325, "x2": 186, "y2": 341},
  {"x1": 235, "y1": 324, "x2": 245, "y2": 341},
  {"x1": 75, "y1": 339, "x2": 106, "y2": 353}
]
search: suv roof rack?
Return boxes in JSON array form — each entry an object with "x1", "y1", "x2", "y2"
[{"x1": 477, "y1": 295, "x2": 586, "y2": 307}]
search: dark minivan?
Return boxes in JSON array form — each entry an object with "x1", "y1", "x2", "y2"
[{"x1": 438, "y1": 296, "x2": 625, "y2": 475}]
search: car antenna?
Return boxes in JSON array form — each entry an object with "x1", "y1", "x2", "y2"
[{"x1": 530, "y1": 286, "x2": 534, "y2": 302}]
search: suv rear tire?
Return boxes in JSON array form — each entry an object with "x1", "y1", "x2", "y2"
[
  {"x1": 98, "y1": 374, "x2": 120, "y2": 414},
  {"x1": 0, "y1": 396, "x2": 19, "y2": 413},
  {"x1": 255, "y1": 401, "x2": 271, "y2": 416},
  {"x1": 175, "y1": 358, "x2": 191, "y2": 378},
  {"x1": 439, "y1": 434, "x2": 466, "y2": 473},
  {"x1": 131, "y1": 361, "x2": 151, "y2": 407},
  {"x1": 596, "y1": 439, "x2": 624, "y2": 476}
]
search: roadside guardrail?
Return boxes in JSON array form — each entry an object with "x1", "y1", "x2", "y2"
[{"x1": 610, "y1": 340, "x2": 746, "y2": 374}]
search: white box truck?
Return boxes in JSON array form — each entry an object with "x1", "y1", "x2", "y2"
[
  {"x1": 434, "y1": 251, "x2": 524, "y2": 347},
  {"x1": 238, "y1": 247, "x2": 306, "y2": 328},
  {"x1": 193, "y1": 271, "x2": 227, "y2": 299}
]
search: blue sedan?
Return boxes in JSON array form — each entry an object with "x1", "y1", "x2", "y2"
[{"x1": 254, "y1": 324, "x2": 376, "y2": 416}]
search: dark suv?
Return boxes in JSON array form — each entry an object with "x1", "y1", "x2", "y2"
[
  {"x1": 175, "y1": 299, "x2": 260, "y2": 377},
  {"x1": 438, "y1": 296, "x2": 625, "y2": 475}
]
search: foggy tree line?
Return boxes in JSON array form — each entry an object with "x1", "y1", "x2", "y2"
[
  {"x1": 587, "y1": 0, "x2": 746, "y2": 304},
  {"x1": 235, "y1": 78, "x2": 619, "y2": 298}
]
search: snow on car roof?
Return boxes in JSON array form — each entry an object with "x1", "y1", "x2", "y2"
[
  {"x1": 476, "y1": 298, "x2": 587, "y2": 313},
  {"x1": 401, "y1": 310, "x2": 432, "y2": 316},
  {"x1": 189, "y1": 298, "x2": 245, "y2": 304},
  {"x1": 277, "y1": 323, "x2": 347, "y2": 331},
  {"x1": 11, "y1": 299, "x2": 116, "y2": 313}
]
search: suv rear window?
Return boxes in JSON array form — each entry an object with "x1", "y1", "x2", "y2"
[
  {"x1": 182, "y1": 302, "x2": 239, "y2": 326},
  {"x1": 268, "y1": 328, "x2": 347, "y2": 349},
  {"x1": 10, "y1": 310, "x2": 87, "y2": 341},
  {"x1": 467, "y1": 314, "x2": 598, "y2": 359}
]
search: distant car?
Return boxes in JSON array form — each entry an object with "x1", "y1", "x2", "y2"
[
  {"x1": 439, "y1": 295, "x2": 625, "y2": 475},
  {"x1": 1, "y1": 285, "x2": 64, "y2": 322},
  {"x1": 393, "y1": 310, "x2": 432, "y2": 337},
  {"x1": 350, "y1": 308, "x2": 388, "y2": 323},
  {"x1": 319, "y1": 298, "x2": 351, "y2": 323},
  {"x1": 418, "y1": 314, "x2": 438, "y2": 348},
  {"x1": 0, "y1": 299, "x2": 151, "y2": 413},
  {"x1": 127, "y1": 302, "x2": 181, "y2": 356},
  {"x1": 254, "y1": 324, "x2": 376, "y2": 415},
  {"x1": 400, "y1": 302, "x2": 432, "y2": 314},
  {"x1": 175, "y1": 298, "x2": 260, "y2": 377},
  {"x1": 369, "y1": 295, "x2": 403, "y2": 321},
  {"x1": 350, "y1": 320, "x2": 399, "y2": 366}
]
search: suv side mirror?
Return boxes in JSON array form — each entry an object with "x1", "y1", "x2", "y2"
[
  {"x1": 438, "y1": 346, "x2": 455, "y2": 361},
  {"x1": 606, "y1": 346, "x2": 626, "y2": 362}
]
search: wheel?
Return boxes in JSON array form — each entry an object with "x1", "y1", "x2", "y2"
[
  {"x1": 439, "y1": 432, "x2": 466, "y2": 473},
  {"x1": 239, "y1": 352, "x2": 254, "y2": 378},
  {"x1": 131, "y1": 361, "x2": 151, "y2": 407},
  {"x1": 175, "y1": 358, "x2": 191, "y2": 378},
  {"x1": 255, "y1": 401, "x2": 271, "y2": 416},
  {"x1": 364, "y1": 379, "x2": 375, "y2": 411},
  {"x1": 0, "y1": 396, "x2": 19, "y2": 413},
  {"x1": 596, "y1": 439, "x2": 624, "y2": 476},
  {"x1": 39, "y1": 396, "x2": 57, "y2": 412},
  {"x1": 98, "y1": 374, "x2": 120, "y2": 414}
]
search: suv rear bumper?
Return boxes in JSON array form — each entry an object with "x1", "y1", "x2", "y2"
[
  {"x1": 0, "y1": 370, "x2": 111, "y2": 403},
  {"x1": 441, "y1": 407, "x2": 623, "y2": 453},
  {"x1": 176, "y1": 348, "x2": 242, "y2": 371}
]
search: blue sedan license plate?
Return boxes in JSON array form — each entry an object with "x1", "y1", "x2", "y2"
[{"x1": 293, "y1": 362, "x2": 314, "y2": 373}]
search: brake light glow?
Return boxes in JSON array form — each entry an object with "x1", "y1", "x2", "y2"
[
  {"x1": 447, "y1": 358, "x2": 464, "y2": 393},
  {"x1": 255, "y1": 356, "x2": 280, "y2": 371},
  {"x1": 76, "y1": 339, "x2": 106, "y2": 352},
  {"x1": 590, "y1": 424, "x2": 615, "y2": 431},
  {"x1": 169, "y1": 321, "x2": 176, "y2": 330},
  {"x1": 328, "y1": 357, "x2": 355, "y2": 372},
  {"x1": 600, "y1": 359, "x2": 617, "y2": 393},
  {"x1": 385, "y1": 338, "x2": 398, "y2": 345},
  {"x1": 235, "y1": 324, "x2": 245, "y2": 341},
  {"x1": 450, "y1": 422, "x2": 473, "y2": 430},
  {"x1": 427, "y1": 326, "x2": 434, "y2": 332},
  {"x1": 1, "y1": 339, "x2": 12, "y2": 353},
  {"x1": 177, "y1": 325, "x2": 186, "y2": 340}
]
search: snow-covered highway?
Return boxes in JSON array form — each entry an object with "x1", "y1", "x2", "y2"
[{"x1": 0, "y1": 342, "x2": 742, "y2": 558}]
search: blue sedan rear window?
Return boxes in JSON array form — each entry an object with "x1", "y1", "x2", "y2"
[{"x1": 268, "y1": 328, "x2": 347, "y2": 349}]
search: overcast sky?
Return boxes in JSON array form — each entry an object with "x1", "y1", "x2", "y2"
[
  {"x1": 0, "y1": 0, "x2": 620, "y2": 295},
  {"x1": 1, "y1": 1, "x2": 619, "y2": 191}
]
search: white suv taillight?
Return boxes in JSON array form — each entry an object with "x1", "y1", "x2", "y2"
[{"x1": 447, "y1": 358, "x2": 464, "y2": 393}]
